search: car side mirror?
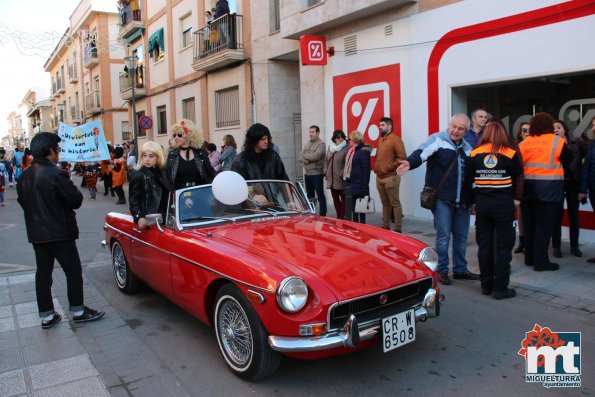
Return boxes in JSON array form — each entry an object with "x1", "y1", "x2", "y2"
[{"x1": 145, "y1": 213, "x2": 164, "y2": 233}]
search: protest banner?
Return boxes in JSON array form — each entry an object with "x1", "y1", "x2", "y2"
[{"x1": 57, "y1": 120, "x2": 111, "y2": 162}]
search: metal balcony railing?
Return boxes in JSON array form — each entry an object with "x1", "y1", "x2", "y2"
[
  {"x1": 192, "y1": 14, "x2": 243, "y2": 62},
  {"x1": 118, "y1": 64, "x2": 145, "y2": 93},
  {"x1": 119, "y1": 4, "x2": 142, "y2": 28},
  {"x1": 83, "y1": 44, "x2": 98, "y2": 66},
  {"x1": 68, "y1": 62, "x2": 78, "y2": 82},
  {"x1": 85, "y1": 91, "x2": 101, "y2": 111}
]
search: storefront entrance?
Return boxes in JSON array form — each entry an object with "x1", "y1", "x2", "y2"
[{"x1": 452, "y1": 70, "x2": 595, "y2": 139}]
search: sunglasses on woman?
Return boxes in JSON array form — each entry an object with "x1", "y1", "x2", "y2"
[
  {"x1": 521, "y1": 128, "x2": 529, "y2": 133},
  {"x1": 173, "y1": 133, "x2": 185, "y2": 138}
]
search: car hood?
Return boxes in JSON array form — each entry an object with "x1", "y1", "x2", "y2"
[{"x1": 204, "y1": 215, "x2": 432, "y2": 301}]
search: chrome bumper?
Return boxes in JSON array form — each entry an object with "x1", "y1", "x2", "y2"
[{"x1": 268, "y1": 288, "x2": 444, "y2": 353}]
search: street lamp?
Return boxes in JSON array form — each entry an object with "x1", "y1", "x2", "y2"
[{"x1": 124, "y1": 55, "x2": 139, "y2": 147}]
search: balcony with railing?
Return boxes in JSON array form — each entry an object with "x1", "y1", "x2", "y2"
[
  {"x1": 118, "y1": 4, "x2": 144, "y2": 41},
  {"x1": 192, "y1": 14, "x2": 245, "y2": 72},
  {"x1": 68, "y1": 62, "x2": 78, "y2": 83},
  {"x1": 71, "y1": 106, "x2": 82, "y2": 123},
  {"x1": 83, "y1": 43, "x2": 99, "y2": 68},
  {"x1": 119, "y1": 64, "x2": 146, "y2": 100},
  {"x1": 85, "y1": 91, "x2": 101, "y2": 115},
  {"x1": 56, "y1": 76, "x2": 65, "y2": 94}
]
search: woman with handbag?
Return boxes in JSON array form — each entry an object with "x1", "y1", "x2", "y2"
[
  {"x1": 325, "y1": 130, "x2": 349, "y2": 219},
  {"x1": 344, "y1": 130, "x2": 371, "y2": 223}
]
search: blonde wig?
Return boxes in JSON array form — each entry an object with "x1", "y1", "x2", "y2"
[
  {"x1": 135, "y1": 141, "x2": 166, "y2": 170},
  {"x1": 169, "y1": 119, "x2": 204, "y2": 149}
]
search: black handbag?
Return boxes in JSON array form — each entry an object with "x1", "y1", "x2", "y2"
[{"x1": 419, "y1": 149, "x2": 460, "y2": 210}]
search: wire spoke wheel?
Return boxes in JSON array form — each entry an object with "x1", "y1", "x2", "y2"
[
  {"x1": 111, "y1": 241, "x2": 139, "y2": 294},
  {"x1": 219, "y1": 299, "x2": 253, "y2": 366},
  {"x1": 214, "y1": 284, "x2": 281, "y2": 380},
  {"x1": 112, "y1": 243, "x2": 127, "y2": 288}
]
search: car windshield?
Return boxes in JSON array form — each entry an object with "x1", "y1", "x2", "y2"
[{"x1": 175, "y1": 180, "x2": 311, "y2": 227}]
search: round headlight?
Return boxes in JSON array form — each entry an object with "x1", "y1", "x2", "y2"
[
  {"x1": 418, "y1": 247, "x2": 438, "y2": 272},
  {"x1": 276, "y1": 277, "x2": 308, "y2": 313}
]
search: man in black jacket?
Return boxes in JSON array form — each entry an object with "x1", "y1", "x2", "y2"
[
  {"x1": 232, "y1": 123, "x2": 288, "y2": 181},
  {"x1": 17, "y1": 132, "x2": 104, "y2": 329}
]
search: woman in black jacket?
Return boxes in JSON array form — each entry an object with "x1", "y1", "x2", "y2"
[
  {"x1": 551, "y1": 119, "x2": 586, "y2": 258},
  {"x1": 165, "y1": 119, "x2": 215, "y2": 190},
  {"x1": 129, "y1": 141, "x2": 171, "y2": 229},
  {"x1": 344, "y1": 130, "x2": 371, "y2": 223}
]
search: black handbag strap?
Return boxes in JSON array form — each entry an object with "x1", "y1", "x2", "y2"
[{"x1": 435, "y1": 148, "x2": 460, "y2": 193}]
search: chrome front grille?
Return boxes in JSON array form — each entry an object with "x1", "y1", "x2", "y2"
[{"x1": 329, "y1": 278, "x2": 433, "y2": 329}]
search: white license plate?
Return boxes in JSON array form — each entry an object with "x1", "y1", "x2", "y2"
[{"x1": 381, "y1": 309, "x2": 416, "y2": 353}]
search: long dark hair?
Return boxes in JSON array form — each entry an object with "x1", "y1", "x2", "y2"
[{"x1": 242, "y1": 123, "x2": 273, "y2": 159}]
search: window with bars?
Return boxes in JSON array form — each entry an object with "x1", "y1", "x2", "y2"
[
  {"x1": 122, "y1": 121, "x2": 130, "y2": 141},
  {"x1": 215, "y1": 86, "x2": 240, "y2": 128},
  {"x1": 182, "y1": 97, "x2": 196, "y2": 123},
  {"x1": 157, "y1": 105, "x2": 167, "y2": 134}
]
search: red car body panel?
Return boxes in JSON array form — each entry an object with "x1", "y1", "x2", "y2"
[{"x1": 104, "y1": 211, "x2": 436, "y2": 355}]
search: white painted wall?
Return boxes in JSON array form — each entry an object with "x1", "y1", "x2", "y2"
[
  {"x1": 172, "y1": 2, "x2": 199, "y2": 79},
  {"x1": 146, "y1": 15, "x2": 169, "y2": 87},
  {"x1": 207, "y1": 67, "x2": 248, "y2": 150}
]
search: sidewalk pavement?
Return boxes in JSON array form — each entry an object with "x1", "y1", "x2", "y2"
[{"x1": 1, "y1": 207, "x2": 594, "y2": 396}]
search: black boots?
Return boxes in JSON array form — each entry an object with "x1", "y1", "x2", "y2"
[{"x1": 514, "y1": 236, "x2": 524, "y2": 253}]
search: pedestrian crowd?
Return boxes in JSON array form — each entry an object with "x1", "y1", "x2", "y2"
[{"x1": 6, "y1": 110, "x2": 595, "y2": 330}]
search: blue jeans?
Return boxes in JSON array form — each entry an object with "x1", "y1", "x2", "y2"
[
  {"x1": 432, "y1": 199, "x2": 470, "y2": 274},
  {"x1": 305, "y1": 174, "x2": 327, "y2": 216}
]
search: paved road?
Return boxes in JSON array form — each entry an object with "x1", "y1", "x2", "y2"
[{"x1": 1, "y1": 179, "x2": 593, "y2": 396}]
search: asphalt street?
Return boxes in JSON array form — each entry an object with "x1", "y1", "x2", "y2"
[{"x1": 0, "y1": 178, "x2": 593, "y2": 396}]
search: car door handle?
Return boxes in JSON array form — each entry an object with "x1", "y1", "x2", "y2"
[{"x1": 132, "y1": 228, "x2": 142, "y2": 234}]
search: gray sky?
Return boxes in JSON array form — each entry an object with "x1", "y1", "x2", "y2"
[{"x1": 0, "y1": 0, "x2": 84, "y2": 122}]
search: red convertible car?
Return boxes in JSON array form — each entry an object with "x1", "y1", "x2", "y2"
[{"x1": 103, "y1": 175, "x2": 444, "y2": 380}]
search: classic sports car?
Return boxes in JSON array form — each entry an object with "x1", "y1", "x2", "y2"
[{"x1": 103, "y1": 172, "x2": 444, "y2": 380}]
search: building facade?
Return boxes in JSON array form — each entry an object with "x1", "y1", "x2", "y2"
[
  {"x1": 252, "y1": 0, "x2": 595, "y2": 240},
  {"x1": 117, "y1": 0, "x2": 251, "y2": 150}
]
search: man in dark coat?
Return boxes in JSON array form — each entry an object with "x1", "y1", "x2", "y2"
[
  {"x1": 232, "y1": 123, "x2": 288, "y2": 181},
  {"x1": 17, "y1": 132, "x2": 104, "y2": 329}
]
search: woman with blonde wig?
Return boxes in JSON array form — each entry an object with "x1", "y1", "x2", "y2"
[
  {"x1": 129, "y1": 141, "x2": 171, "y2": 229},
  {"x1": 165, "y1": 119, "x2": 215, "y2": 190}
]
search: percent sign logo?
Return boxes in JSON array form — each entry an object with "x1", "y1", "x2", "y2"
[
  {"x1": 341, "y1": 82, "x2": 390, "y2": 144},
  {"x1": 308, "y1": 41, "x2": 324, "y2": 61}
]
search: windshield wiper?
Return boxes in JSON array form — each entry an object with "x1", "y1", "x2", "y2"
[{"x1": 182, "y1": 216, "x2": 236, "y2": 223}]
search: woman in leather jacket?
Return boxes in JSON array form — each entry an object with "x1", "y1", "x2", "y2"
[
  {"x1": 165, "y1": 119, "x2": 215, "y2": 190},
  {"x1": 129, "y1": 142, "x2": 171, "y2": 229}
]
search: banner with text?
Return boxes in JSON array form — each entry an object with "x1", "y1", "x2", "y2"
[{"x1": 57, "y1": 120, "x2": 110, "y2": 162}]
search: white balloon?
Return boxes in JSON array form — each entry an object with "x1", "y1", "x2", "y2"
[{"x1": 212, "y1": 171, "x2": 249, "y2": 205}]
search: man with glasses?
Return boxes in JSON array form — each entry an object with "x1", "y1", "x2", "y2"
[
  {"x1": 17, "y1": 132, "x2": 104, "y2": 329},
  {"x1": 397, "y1": 114, "x2": 479, "y2": 285}
]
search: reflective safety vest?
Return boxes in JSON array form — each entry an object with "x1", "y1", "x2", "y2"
[{"x1": 519, "y1": 133, "x2": 564, "y2": 202}]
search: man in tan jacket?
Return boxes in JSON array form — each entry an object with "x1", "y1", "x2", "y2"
[
  {"x1": 300, "y1": 125, "x2": 327, "y2": 216},
  {"x1": 374, "y1": 117, "x2": 406, "y2": 232}
]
